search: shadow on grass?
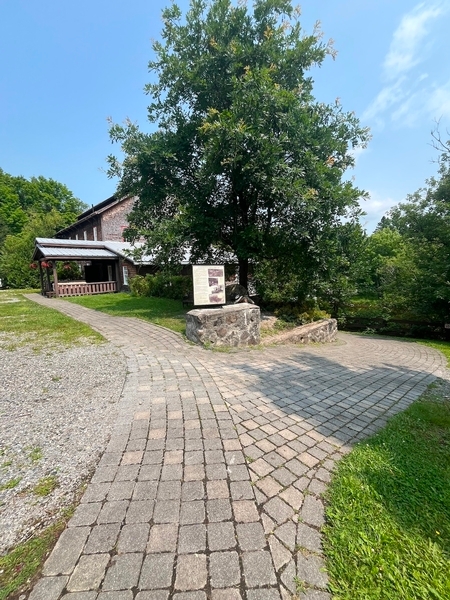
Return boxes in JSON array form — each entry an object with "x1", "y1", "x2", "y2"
[
  {"x1": 339, "y1": 391, "x2": 450, "y2": 550},
  {"x1": 321, "y1": 387, "x2": 450, "y2": 598}
]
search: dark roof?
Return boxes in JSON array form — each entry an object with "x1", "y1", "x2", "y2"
[{"x1": 33, "y1": 238, "x2": 192, "y2": 265}]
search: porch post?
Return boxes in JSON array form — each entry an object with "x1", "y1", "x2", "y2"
[
  {"x1": 52, "y1": 262, "x2": 60, "y2": 297},
  {"x1": 38, "y1": 261, "x2": 44, "y2": 296},
  {"x1": 46, "y1": 264, "x2": 51, "y2": 294}
]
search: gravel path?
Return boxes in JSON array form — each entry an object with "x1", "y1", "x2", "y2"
[{"x1": 0, "y1": 337, "x2": 127, "y2": 553}]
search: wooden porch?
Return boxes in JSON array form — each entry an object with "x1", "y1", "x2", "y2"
[{"x1": 51, "y1": 281, "x2": 118, "y2": 297}]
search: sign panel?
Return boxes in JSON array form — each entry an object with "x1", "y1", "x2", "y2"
[{"x1": 192, "y1": 265, "x2": 225, "y2": 306}]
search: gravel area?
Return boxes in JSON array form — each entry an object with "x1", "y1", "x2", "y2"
[{"x1": 0, "y1": 336, "x2": 126, "y2": 553}]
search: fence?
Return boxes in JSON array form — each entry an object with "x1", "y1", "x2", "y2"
[{"x1": 56, "y1": 281, "x2": 117, "y2": 297}]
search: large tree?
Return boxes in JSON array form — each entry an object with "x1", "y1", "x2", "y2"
[
  {"x1": 0, "y1": 169, "x2": 86, "y2": 287},
  {"x1": 0, "y1": 169, "x2": 85, "y2": 246},
  {"x1": 368, "y1": 139, "x2": 450, "y2": 322},
  {"x1": 108, "y1": 0, "x2": 369, "y2": 293}
]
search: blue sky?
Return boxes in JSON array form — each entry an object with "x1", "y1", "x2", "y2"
[{"x1": 1, "y1": 0, "x2": 449, "y2": 232}]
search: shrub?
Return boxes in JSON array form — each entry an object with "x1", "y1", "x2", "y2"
[
  {"x1": 129, "y1": 274, "x2": 149, "y2": 297},
  {"x1": 130, "y1": 273, "x2": 192, "y2": 300},
  {"x1": 272, "y1": 303, "x2": 330, "y2": 326}
]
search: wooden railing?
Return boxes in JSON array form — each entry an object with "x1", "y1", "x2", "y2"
[{"x1": 56, "y1": 281, "x2": 117, "y2": 297}]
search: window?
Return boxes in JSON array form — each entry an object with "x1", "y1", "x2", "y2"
[
  {"x1": 83, "y1": 231, "x2": 87, "y2": 240},
  {"x1": 75, "y1": 234, "x2": 78, "y2": 240},
  {"x1": 93, "y1": 227, "x2": 98, "y2": 241},
  {"x1": 123, "y1": 266, "x2": 129, "y2": 286},
  {"x1": 107, "y1": 265, "x2": 113, "y2": 281}
]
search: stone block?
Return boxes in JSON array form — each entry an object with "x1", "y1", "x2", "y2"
[
  {"x1": 261, "y1": 318, "x2": 337, "y2": 346},
  {"x1": 186, "y1": 304, "x2": 260, "y2": 347}
]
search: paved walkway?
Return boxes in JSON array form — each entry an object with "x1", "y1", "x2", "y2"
[{"x1": 25, "y1": 295, "x2": 448, "y2": 600}]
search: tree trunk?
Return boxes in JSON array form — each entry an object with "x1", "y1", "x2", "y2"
[{"x1": 238, "y1": 257, "x2": 249, "y2": 290}]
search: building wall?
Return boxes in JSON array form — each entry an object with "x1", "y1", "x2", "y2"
[
  {"x1": 61, "y1": 196, "x2": 135, "y2": 242},
  {"x1": 100, "y1": 196, "x2": 135, "y2": 242},
  {"x1": 69, "y1": 216, "x2": 102, "y2": 242}
]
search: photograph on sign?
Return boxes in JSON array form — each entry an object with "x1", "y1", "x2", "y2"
[{"x1": 192, "y1": 265, "x2": 225, "y2": 305}]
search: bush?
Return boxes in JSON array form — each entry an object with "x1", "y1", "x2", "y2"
[
  {"x1": 129, "y1": 273, "x2": 192, "y2": 300},
  {"x1": 271, "y1": 303, "x2": 330, "y2": 326},
  {"x1": 129, "y1": 275, "x2": 149, "y2": 297}
]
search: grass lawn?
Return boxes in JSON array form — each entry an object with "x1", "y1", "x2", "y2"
[
  {"x1": 0, "y1": 290, "x2": 103, "y2": 350},
  {"x1": 418, "y1": 339, "x2": 450, "y2": 367},
  {"x1": 323, "y1": 381, "x2": 450, "y2": 599},
  {"x1": 66, "y1": 292, "x2": 188, "y2": 334}
]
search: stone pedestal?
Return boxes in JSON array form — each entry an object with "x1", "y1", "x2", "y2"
[{"x1": 186, "y1": 303, "x2": 260, "y2": 347}]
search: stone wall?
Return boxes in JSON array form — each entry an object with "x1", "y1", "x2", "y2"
[
  {"x1": 186, "y1": 303, "x2": 260, "y2": 347},
  {"x1": 261, "y1": 318, "x2": 337, "y2": 346}
]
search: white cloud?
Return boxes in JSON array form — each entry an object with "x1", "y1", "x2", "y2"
[
  {"x1": 350, "y1": 145, "x2": 368, "y2": 165},
  {"x1": 427, "y1": 81, "x2": 450, "y2": 118},
  {"x1": 362, "y1": 78, "x2": 407, "y2": 122},
  {"x1": 363, "y1": 2, "x2": 450, "y2": 128},
  {"x1": 391, "y1": 90, "x2": 424, "y2": 126},
  {"x1": 359, "y1": 190, "x2": 398, "y2": 233},
  {"x1": 383, "y1": 2, "x2": 446, "y2": 81}
]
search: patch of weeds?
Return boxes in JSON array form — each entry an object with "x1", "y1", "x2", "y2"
[
  {"x1": 51, "y1": 376, "x2": 61, "y2": 382},
  {"x1": 203, "y1": 341, "x2": 233, "y2": 352},
  {"x1": 32, "y1": 476, "x2": 58, "y2": 497},
  {"x1": 245, "y1": 455, "x2": 255, "y2": 463},
  {"x1": 0, "y1": 517, "x2": 69, "y2": 600},
  {"x1": 27, "y1": 447, "x2": 43, "y2": 463},
  {"x1": 0, "y1": 477, "x2": 22, "y2": 491},
  {"x1": 293, "y1": 576, "x2": 306, "y2": 594},
  {"x1": 1, "y1": 460, "x2": 12, "y2": 468}
]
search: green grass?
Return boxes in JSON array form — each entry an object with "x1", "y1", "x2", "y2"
[
  {"x1": 418, "y1": 339, "x2": 450, "y2": 367},
  {"x1": 0, "y1": 515, "x2": 71, "y2": 600},
  {"x1": 0, "y1": 290, "x2": 103, "y2": 350},
  {"x1": 32, "y1": 476, "x2": 58, "y2": 497},
  {"x1": 0, "y1": 477, "x2": 21, "y2": 491},
  {"x1": 27, "y1": 447, "x2": 43, "y2": 463},
  {"x1": 66, "y1": 292, "x2": 188, "y2": 334},
  {"x1": 323, "y1": 382, "x2": 450, "y2": 600}
]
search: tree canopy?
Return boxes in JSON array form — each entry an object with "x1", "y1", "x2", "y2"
[
  {"x1": 108, "y1": 0, "x2": 369, "y2": 297},
  {"x1": 0, "y1": 169, "x2": 85, "y2": 287},
  {"x1": 0, "y1": 169, "x2": 85, "y2": 246},
  {"x1": 363, "y1": 138, "x2": 450, "y2": 323}
]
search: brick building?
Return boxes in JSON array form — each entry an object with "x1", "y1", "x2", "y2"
[
  {"x1": 33, "y1": 196, "x2": 156, "y2": 297},
  {"x1": 55, "y1": 195, "x2": 135, "y2": 242},
  {"x1": 33, "y1": 194, "x2": 192, "y2": 297}
]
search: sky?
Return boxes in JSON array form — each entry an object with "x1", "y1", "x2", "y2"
[{"x1": 1, "y1": 0, "x2": 449, "y2": 233}]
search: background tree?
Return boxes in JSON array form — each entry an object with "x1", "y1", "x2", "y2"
[
  {"x1": 108, "y1": 0, "x2": 369, "y2": 298},
  {"x1": 0, "y1": 169, "x2": 85, "y2": 287},
  {"x1": 367, "y1": 142, "x2": 450, "y2": 322}
]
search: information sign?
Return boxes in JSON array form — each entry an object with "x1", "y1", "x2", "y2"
[{"x1": 192, "y1": 265, "x2": 225, "y2": 306}]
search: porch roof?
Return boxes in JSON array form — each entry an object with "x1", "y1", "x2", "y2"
[
  {"x1": 34, "y1": 239, "x2": 118, "y2": 261},
  {"x1": 33, "y1": 238, "x2": 158, "y2": 265},
  {"x1": 33, "y1": 238, "x2": 191, "y2": 265}
]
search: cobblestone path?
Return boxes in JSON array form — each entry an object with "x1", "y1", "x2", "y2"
[{"x1": 25, "y1": 294, "x2": 448, "y2": 600}]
